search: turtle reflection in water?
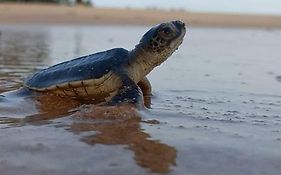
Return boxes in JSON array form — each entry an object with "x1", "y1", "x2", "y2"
[
  {"x1": 22, "y1": 20, "x2": 186, "y2": 108},
  {"x1": 71, "y1": 104, "x2": 177, "y2": 173}
]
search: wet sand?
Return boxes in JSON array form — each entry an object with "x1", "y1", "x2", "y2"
[
  {"x1": 0, "y1": 3, "x2": 281, "y2": 27},
  {"x1": 0, "y1": 23, "x2": 281, "y2": 174}
]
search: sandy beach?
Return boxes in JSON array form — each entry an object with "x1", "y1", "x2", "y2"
[{"x1": 0, "y1": 3, "x2": 281, "y2": 27}]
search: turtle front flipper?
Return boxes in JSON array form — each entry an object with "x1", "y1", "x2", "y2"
[
  {"x1": 138, "y1": 77, "x2": 152, "y2": 108},
  {"x1": 107, "y1": 72, "x2": 144, "y2": 108}
]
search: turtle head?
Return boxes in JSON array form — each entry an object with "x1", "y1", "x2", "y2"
[{"x1": 137, "y1": 20, "x2": 186, "y2": 66}]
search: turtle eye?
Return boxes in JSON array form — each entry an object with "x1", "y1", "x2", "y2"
[{"x1": 161, "y1": 27, "x2": 172, "y2": 35}]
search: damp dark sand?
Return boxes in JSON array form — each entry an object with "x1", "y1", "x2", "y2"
[{"x1": 0, "y1": 25, "x2": 281, "y2": 175}]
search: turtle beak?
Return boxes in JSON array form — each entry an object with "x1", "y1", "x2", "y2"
[
  {"x1": 173, "y1": 20, "x2": 185, "y2": 30},
  {"x1": 171, "y1": 20, "x2": 186, "y2": 39}
]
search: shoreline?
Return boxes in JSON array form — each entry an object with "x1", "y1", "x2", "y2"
[{"x1": 0, "y1": 3, "x2": 281, "y2": 27}]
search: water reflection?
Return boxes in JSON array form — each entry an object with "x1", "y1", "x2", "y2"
[
  {"x1": 0, "y1": 28, "x2": 49, "y2": 92},
  {"x1": 70, "y1": 105, "x2": 177, "y2": 173},
  {"x1": 0, "y1": 95, "x2": 177, "y2": 173},
  {"x1": 0, "y1": 89, "x2": 81, "y2": 119},
  {"x1": 74, "y1": 30, "x2": 83, "y2": 56}
]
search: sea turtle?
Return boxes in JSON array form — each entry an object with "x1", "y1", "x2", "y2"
[{"x1": 23, "y1": 20, "x2": 186, "y2": 108}]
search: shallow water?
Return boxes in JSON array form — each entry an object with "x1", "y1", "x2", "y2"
[{"x1": 0, "y1": 25, "x2": 281, "y2": 175}]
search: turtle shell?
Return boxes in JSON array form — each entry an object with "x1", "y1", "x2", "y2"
[{"x1": 24, "y1": 48, "x2": 130, "y2": 100}]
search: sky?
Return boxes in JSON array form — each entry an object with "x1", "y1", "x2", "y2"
[{"x1": 92, "y1": 0, "x2": 281, "y2": 15}]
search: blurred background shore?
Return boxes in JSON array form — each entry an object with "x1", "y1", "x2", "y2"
[{"x1": 0, "y1": 2, "x2": 281, "y2": 27}]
